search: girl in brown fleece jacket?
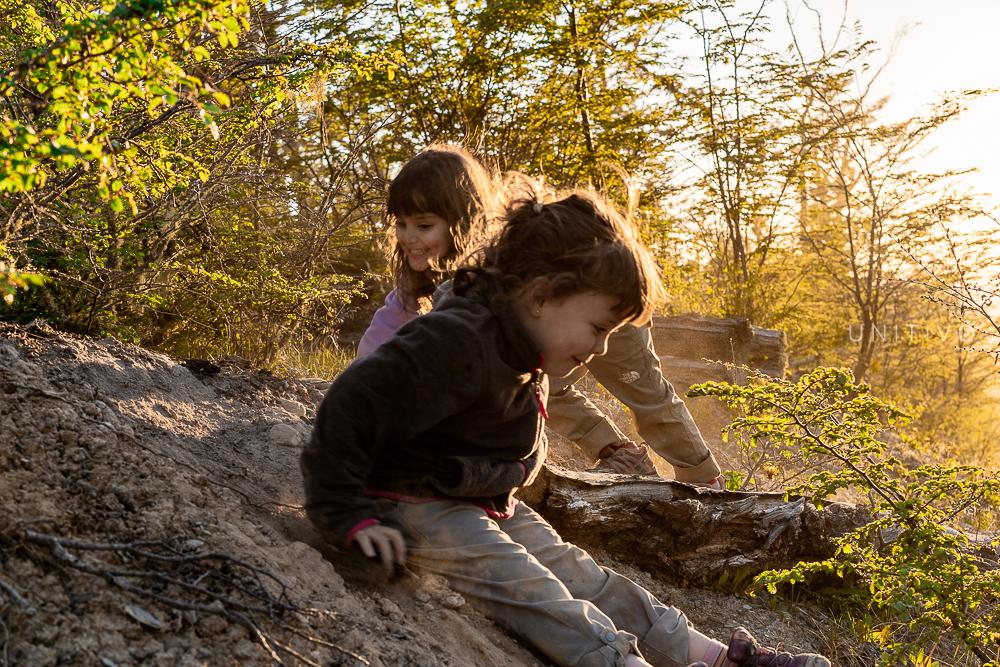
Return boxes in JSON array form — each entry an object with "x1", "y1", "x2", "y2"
[{"x1": 302, "y1": 193, "x2": 830, "y2": 667}]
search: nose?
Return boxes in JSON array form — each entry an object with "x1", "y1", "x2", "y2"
[{"x1": 592, "y1": 333, "x2": 610, "y2": 357}]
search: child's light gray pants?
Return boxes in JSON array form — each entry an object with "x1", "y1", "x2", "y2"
[{"x1": 381, "y1": 498, "x2": 693, "y2": 667}]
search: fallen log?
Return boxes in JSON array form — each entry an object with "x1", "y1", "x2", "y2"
[{"x1": 518, "y1": 465, "x2": 870, "y2": 587}]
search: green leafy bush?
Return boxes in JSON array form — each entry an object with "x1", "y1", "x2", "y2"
[
  {"x1": 690, "y1": 368, "x2": 1000, "y2": 665},
  {"x1": 0, "y1": 261, "x2": 44, "y2": 305}
]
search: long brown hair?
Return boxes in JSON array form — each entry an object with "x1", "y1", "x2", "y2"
[
  {"x1": 386, "y1": 144, "x2": 499, "y2": 310},
  {"x1": 454, "y1": 190, "x2": 665, "y2": 325}
]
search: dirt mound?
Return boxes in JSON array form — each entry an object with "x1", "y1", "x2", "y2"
[{"x1": 0, "y1": 323, "x2": 843, "y2": 666}]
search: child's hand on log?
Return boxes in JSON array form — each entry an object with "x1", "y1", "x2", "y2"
[{"x1": 593, "y1": 441, "x2": 658, "y2": 475}]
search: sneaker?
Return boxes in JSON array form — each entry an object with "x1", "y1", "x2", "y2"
[{"x1": 726, "y1": 627, "x2": 831, "y2": 667}]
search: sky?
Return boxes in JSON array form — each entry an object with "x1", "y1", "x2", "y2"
[{"x1": 771, "y1": 0, "x2": 1000, "y2": 202}]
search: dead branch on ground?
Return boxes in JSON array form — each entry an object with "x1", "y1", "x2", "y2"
[{"x1": 7, "y1": 528, "x2": 367, "y2": 666}]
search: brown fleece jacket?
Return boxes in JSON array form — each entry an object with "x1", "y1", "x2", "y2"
[{"x1": 301, "y1": 290, "x2": 548, "y2": 546}]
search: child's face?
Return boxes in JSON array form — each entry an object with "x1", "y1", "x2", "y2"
[
  {"x1": 394, "y1": 213, "x2": 451, "y2": 272},
  {"x1": 521, "y1": 291, "x2": 626, "y2": 378}
]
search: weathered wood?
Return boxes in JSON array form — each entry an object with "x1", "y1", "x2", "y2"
[
  {"x1": 518, "y1": 465, "x2": 869, "y2": 587},
  {"x1": 647, "y1": 314, "x2": 788, "y2": 456},
  {"x1": 651, "y1": 313, "x2": 787, "y2": 380}
]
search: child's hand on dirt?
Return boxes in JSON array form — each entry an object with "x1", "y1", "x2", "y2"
[
  {"x1": 592, "y1": 441, "x2": 658, "y2": 475},
  {"x1": 352, "y1": 524, "x2": 406, "y2": 575}
]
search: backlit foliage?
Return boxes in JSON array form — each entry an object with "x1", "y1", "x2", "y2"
[{"x1": 692, "y1": 368, "x2": 1000, "y2": 665}]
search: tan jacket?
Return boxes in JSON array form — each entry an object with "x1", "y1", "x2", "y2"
[{"x1": 546, "y1": 323, "x2": 721, "y2": 483}]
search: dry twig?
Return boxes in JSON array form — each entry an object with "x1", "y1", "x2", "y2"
[{"x1": 13, "y1": 529, "x2": 367, "y2": 666}]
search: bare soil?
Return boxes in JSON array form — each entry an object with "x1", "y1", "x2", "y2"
[{"x1": 0, "y1": 322, "x2": 860, "y2": 666}]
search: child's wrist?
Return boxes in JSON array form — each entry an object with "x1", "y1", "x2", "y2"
[{"x1": 345, "y1": 518, "x2": 381, "y2": 547}]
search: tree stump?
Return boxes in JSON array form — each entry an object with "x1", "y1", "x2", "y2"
[{"x1": 518, "y1": 465, "x2": 869, "y2": 587}]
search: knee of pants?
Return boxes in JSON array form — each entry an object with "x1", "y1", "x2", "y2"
[
  {"x1": 575, "y1": 631, "x2": 638, "y2": 667},
  {"x1": 637, "y1": 608, "x2": 691, "y2": 667}
]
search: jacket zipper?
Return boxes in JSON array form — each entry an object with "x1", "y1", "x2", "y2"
[{"x1": 532, "y1": 369, "x2": 548, "y2": 420}]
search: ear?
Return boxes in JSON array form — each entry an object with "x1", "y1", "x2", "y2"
[{"x1": 521, "y1": 277, "x2": 553, "y2": 316}]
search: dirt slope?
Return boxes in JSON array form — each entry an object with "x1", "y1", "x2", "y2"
[{"x1": 0, "y1": 322, "x2": 847, "y2": 666}]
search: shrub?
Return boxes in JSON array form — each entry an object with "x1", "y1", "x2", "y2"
[{"x1": 690, "y1": 367, "x2": 1000, "y2": 665}]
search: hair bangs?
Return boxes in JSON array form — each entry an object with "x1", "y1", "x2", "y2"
[{"x1": 387, "y1": 169, "x2": 457, "y2": 222}]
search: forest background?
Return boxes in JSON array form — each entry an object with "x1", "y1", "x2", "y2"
[
  {"x1": 2, "y1": 0, "x2": 1000, "y2": 663},
  {"x1": 0, "y1": 0, "x2": 1000, "y2": 465},
  {"x1": 3, "y1": 0, "x2": 998, "y2": 468}
]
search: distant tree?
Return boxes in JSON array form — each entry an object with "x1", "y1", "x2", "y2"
[
  {"x1": 662, "y1": 0, "x2": 832, "y2": 324},
  {"x1": 794, "y1": 73, "x2": 988, "y2": 380},
  {"x1": 778, "y1": 10, "x2": 1000, "y2": 466},
  {"x1": 313, "y1": 0, "x2": 686, "y2": 190},
  {"x1": 908, "y1": 221, "x2": 1000, "y2": 364}
]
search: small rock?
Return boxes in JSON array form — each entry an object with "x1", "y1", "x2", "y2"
[
  {"x1": 233, "y1": 639, "x2": 259, "y2": 659},
  {"x1": 439, "y1": 593, "x2": 465, "y2": 609},
  {"x1": 303, "y1": 378, "x2": 332, "y2": 392},
  {"x1": 132, "y1": 639, "x2": 164, "y2": 659},
  {"x1": 278, "y1": 398, "x2": 307, "y2": 417},
  {"x1": 124, "y1": 604, "x2": 163, "y2": 630},
  {"x1": 182, "y1": 538, "x2": 205, "y2": 551},
  {"x1": 268, "y1": 423, "x2": 301, "y2": 447},
  {"x1": 378, "y1": 597, "x2": 402, "y2": 619}
]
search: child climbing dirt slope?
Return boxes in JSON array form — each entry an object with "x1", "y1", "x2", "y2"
[{"x1": 0, "y1": 322, "x2": 849, "y2": 665}]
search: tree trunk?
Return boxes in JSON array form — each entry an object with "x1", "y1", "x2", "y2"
[
  {"x1": 852, "y1": 311, "x2": 874, "y2": 381},
  {"x1": 567, "y1": 5, "x2": 595, "y2": 158},
  {"x1": 518, "y1": 465, "x2": 869, "y2": 587}
]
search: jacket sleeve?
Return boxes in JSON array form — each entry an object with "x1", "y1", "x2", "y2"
[
  {"x1": 356, "y1": 289, "x2": 420, "y2": 359},
  {"x1": 301, "y1": 310, "x2": 488, "y2": 546},
  {"x1": 431, "y1": 454, "x2": 538, "y2": 498}
]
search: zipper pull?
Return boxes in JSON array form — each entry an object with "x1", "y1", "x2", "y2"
[
  {"x1": 533, "y1": 369, "x2": 548, "y2": 420},
  {"x1": 535, "y1": 386, "x2": 548, "y2": 419}
]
